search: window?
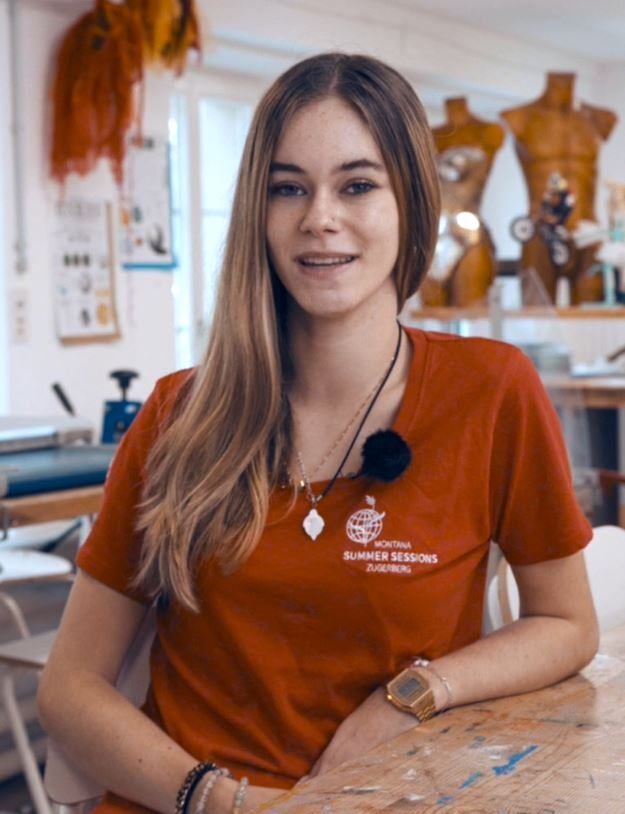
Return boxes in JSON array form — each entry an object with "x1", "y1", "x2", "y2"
[
  {"x1": 199, "y1": 98, "x2": 252, "y2": 323},
  {"x1": 169, "y1": 94, "x2": 193, "y2": 370},
  {"x1": 168, "y1": 74, "x2": 259, "y2": 366}
]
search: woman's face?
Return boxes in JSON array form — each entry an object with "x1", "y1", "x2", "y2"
[{"x1": 266, "y1": 96, "x2": 400, "y2": 322}]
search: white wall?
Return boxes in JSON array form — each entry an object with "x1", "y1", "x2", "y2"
[
  {"x1": 0, "y1": 0, "x2": 10, "y2": 412},
  {"x1": 2, "y1": 0, "x2": 624, "y2": 429},
  {"x1": 2, "y1": 1, "x2": 176, "y2": 430},
  {"x1": 593, "y1": 63, "x2": 625, "y2": 225}
]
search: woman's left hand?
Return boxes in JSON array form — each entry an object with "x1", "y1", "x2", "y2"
[{"x1": 307, "y1": 686, "x2": 418, "y2": 778}]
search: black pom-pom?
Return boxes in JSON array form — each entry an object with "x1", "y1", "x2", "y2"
[{"x1": 360, "y1": 430, "x2": 412, "y2": 482}]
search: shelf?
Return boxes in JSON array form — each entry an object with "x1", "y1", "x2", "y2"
[{"x1": 409, "y1": 306, "x2": 625, "y2": 320}]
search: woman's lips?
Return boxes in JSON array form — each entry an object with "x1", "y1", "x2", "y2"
[{"x1": 296, "y1": 254, "x2": 357, "y2": 270}]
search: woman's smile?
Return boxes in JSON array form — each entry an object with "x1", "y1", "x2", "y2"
[{"x1": 295, "y1": 252, "x2": 359, "y2": 275}]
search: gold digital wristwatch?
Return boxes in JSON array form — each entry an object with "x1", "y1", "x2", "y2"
[{"x1": 385, "y1": 667, "x2": 436, "y2": 722}]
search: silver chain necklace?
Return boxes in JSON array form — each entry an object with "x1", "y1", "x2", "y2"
[{"x1": 294, "y1": 323, "x2": 403, "y2": 541}]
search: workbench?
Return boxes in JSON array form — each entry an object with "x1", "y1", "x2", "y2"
[{"x1": 0, "y1": 446, "x2": 112, "y2": 531}]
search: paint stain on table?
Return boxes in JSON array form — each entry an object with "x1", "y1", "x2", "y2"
[{"x1": 492, "y1": 745, "x2": 539, "y2": 776}]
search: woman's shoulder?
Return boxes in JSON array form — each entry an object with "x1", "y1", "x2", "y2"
[
  {"x1": 143, "y1": 368, "x2": 197, "y2": 428},
  {"x1": 154, "y1": 367, "x2": 196, "y2": 398},
  {"x1": 408, "y1": 327, "x2": 527, "y2": 373}
]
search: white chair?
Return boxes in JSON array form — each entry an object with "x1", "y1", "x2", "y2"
[
  {"x1": 486, "y1": 526, "x2": 625, "y2": 634},
  {"x1": 0, "y1": 550, "x2": 74, "y2": 814},
  {"x1": 2, "y1": 521, "x2": 81, "y2": 554},
  {"x1": 0, "y1": 600, "x2": 155, "y2": 814},
  {"x1": 482, "y1": 542, "x2": 508, "y2": 635}
]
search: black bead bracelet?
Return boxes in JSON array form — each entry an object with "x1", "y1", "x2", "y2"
[{"x1": 175, "y1": 762, "x2": 218, "y2": 814}]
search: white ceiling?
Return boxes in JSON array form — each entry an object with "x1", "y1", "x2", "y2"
[
  {"x1": 29, "y1": 0, "x2": 625, "y2": 64},
  {"x1": 402, "y1": 0, "x2": 625, "y2": 63}
]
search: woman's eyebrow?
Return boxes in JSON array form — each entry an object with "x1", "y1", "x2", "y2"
[
  {"x1": 338, "y1": 158, "x2": 384, "y2": 173},
  {"x1": 269, "y1": 161, "x2": 304, "y2": 174},
  {"x1": 269, "y1": 158, "x2": 385, "y2": 174}
]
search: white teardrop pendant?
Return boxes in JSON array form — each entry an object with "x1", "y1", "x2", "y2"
[{"x1": 303, "y1": 507, "x2": 325, "y2": 541}]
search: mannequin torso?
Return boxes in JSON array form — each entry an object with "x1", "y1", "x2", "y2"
[
  {"x1": 502, "y1": 73, "x2": 617, "y2": 302},
  {"x1": 423, "y1": 98, "x2": 504, "y2": 306}
]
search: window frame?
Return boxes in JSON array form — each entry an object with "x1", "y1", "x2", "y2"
[{"x1": 171, "y1": 69, "x2": 266, "y2": 364}]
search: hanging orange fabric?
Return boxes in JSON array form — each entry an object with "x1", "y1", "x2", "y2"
[
  {"x1": 127, "y1": 0, "x2": 202, "y2": 75},
  {"x1": 50, "y1": 0, "x2": 144, "y2": 186}
]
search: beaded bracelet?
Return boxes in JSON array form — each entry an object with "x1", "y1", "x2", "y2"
[
  {"x1": 426, "y1": 664, "x2": 453, "y2": 709},
  {"x1": 194, "y1": 768, "x2": 231, "y2": 814},
  {"x1": 411, "y1": 657, "x2": 453, "y2": 710},
  {"x1": 175, "y1": 762, "x2": 218, "y2": 814},
  {"x1": 231, "y1": 776, "x2": 249, "y2": 814}
]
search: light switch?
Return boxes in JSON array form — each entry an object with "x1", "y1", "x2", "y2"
[{"x1": 9, "y1": 288, "x2": 29, "y2": 344}]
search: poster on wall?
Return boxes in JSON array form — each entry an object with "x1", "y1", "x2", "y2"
[
  {"x1": 52, "y1": 198, "x2": 120, "y2": 344},
  {"x1": 120, "y1": 136, "x2": 175, "y2": 270}
]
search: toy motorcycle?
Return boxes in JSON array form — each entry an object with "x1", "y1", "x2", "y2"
[{"x1": 510, "y1": 172, "x2": 575, "y2": 267}]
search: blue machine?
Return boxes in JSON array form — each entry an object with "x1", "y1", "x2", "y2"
[{"x1": 101, "y1": 370, "x2": 142, "y2": 444}]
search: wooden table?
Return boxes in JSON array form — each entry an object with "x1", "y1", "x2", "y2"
[
  {"x1": 1, "y1": 486, "x2": 104, "y2": 531},
  {"x1": 259, "y1": 624, "x2": 625, "y2": 813},
  {"x1": 541, "y1": 376, "x2": 625, "y2": 525},
  {"x1": 543, "y1": 375, "x2": 625, "y2": 410}
]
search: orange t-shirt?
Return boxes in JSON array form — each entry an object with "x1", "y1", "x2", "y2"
[{"x1": 76, "y1": 329, "x2": 591, "y2": 813}]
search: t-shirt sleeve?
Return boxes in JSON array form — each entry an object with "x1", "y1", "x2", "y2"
[
  {"x1": 75, "y1": 377, "x2": 176, "y2": 604},
  {"x1": 488, "y1": 349, "x2": 592, "y2": 565}
]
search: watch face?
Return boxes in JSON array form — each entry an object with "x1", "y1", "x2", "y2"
[
  {"x1": 395, "y1": 670, "x2": 427, "y2": 705},
  {"x1": 397, "y1": 675, "x2": 423, "y2": 701}
]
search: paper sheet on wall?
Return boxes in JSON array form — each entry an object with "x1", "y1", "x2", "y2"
[
  {"x1": 52, "y1": 198, "x2": 120, "y2": 343},
  {"x1": 120, "y1": 136, "x2": 174, "y2": 269}
]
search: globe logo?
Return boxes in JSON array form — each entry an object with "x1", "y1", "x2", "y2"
[{"x1": 346, "y1": 496, "x2": 386, "y2": 545}]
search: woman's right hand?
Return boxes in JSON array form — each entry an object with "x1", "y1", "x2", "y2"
[
  {"x1": 241, "y1": 783, "x2": 284, "y2": 812},
  {"x1": 208, "y1": 776, "x2": 284, "y2": 813}
]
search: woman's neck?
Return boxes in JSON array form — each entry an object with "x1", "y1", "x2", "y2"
[{"x1": 287, "y1": 300, "x2": 404, "y2": 411}]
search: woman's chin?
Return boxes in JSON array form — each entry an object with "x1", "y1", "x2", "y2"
[{"x1": 291, "y1": 294, "x2": 362, "y2": 322}]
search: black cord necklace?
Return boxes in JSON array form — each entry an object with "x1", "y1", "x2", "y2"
[{"x1": 296, "y1": 321, "x2": 404, "y2": 541}]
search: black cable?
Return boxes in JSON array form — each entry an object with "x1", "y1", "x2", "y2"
[{"x1": 319, "y1": 321, "x2": 403, "y2": 501}]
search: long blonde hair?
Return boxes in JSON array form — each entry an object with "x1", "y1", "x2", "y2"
[{"x1": 134, "y1": 52, "x2": 441, "y2": 611}]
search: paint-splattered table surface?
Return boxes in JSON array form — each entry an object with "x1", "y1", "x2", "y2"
[{"x1": 257, "y1": 624, "x2": 625, "y2": 813}]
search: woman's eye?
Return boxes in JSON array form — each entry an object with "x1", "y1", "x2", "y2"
[
  {"x1": 268, "y1": 183, "x2": 305, "y2": 197},
  {"x1": 345, "y1": 180, "x2": 376, "y2": 195}
]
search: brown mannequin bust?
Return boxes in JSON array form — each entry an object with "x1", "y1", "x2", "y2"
[
  {"x1": 501, "y1": 72, "x2": 618, "y2": 303},
  {"x1": 422, "y1": 98, "x2": 505, "y2": 307}
]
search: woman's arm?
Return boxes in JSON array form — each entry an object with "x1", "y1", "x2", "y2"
[
  {"x1": 37, "y1": 571, "x2": 281, "y2": 814},
  {"x1": 308, "y1": 550, "x2": 599, "y2": 777},
  {"x1": 427, "y1": 550, "x2": 599, "y2": 707}
]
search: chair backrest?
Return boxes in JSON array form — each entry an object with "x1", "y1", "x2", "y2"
[
  {"x1": 44, "y1": 607, "x2": 157, "y2": 806},
  {"x1": 482, "y1": 542, "x2": 509, "y2": 635},
  {"x1": 580, "y1": 525, "x2": 625, "y2": 632},
  {"x1": 486, "y1": 526, "x2": 625, "y2": 635}
]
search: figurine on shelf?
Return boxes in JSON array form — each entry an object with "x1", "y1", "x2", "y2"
[
  {"x1": 574, "y1": 181, "x2": 625, "y2": 306},
  {"x1": 501, "y1": 72, "x2": 618, "y2": 304},
  {"x1": 422, "y1": 97, "x2": 504, "y2": 307},
  {"x1": 510, "y1": 172, "x2": 576, "y2": 268}
]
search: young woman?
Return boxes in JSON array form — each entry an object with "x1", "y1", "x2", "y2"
[{"x1": 38, "y1": 53, "x2": 598, "y2": 814}]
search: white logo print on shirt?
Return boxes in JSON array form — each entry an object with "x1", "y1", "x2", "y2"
[
  {"x1": 346, "y1": 495, "x2": 385, "y2": 545},
  {"x1": 342, "y1": 495, "x2": 439, "y2": 574}
]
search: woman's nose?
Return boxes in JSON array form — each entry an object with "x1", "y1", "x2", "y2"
[{"x1": 299, "y1": 190, "x2": 340, "y2": 235}]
